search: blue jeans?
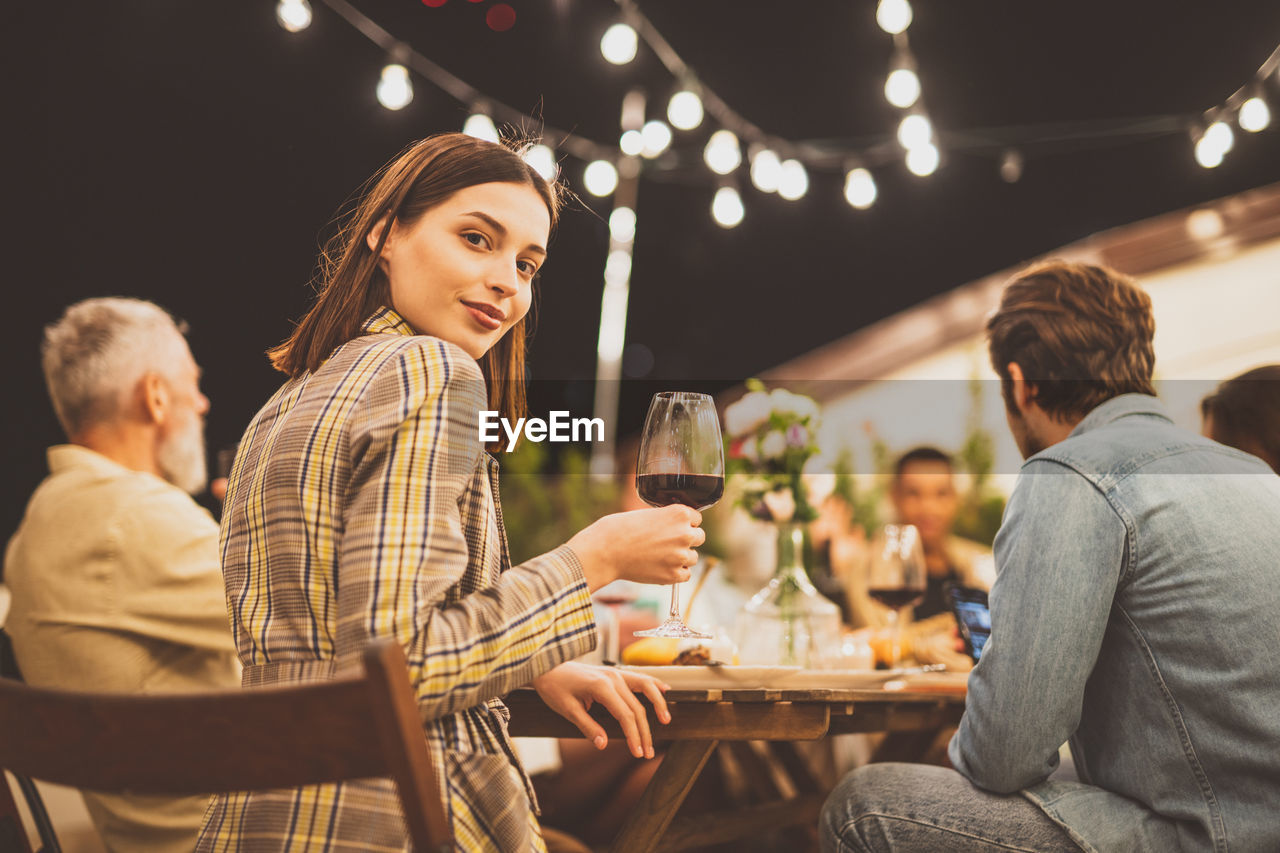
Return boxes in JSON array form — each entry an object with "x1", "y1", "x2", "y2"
[{"x1": 821, "y1": 764, "x2": 1081, "y2": 853}]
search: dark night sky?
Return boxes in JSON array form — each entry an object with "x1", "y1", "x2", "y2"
[{"x1": 4, "y1": 1, "x2": 1280, "y2": 539}]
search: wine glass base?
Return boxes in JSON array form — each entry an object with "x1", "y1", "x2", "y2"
[{"x1": 634, "y1": 619, "x2": 712, "y2": 640}]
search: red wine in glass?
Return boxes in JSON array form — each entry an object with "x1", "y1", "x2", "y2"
[
  {"x1": 633, "y1": 392, "x2": 724, "y2": 640},
  {"x1": 867, "y1": 588, "x2": 925, "y2": 610}
]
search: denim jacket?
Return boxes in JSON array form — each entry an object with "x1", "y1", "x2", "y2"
[{"x1": 950, "y1": 394, "x2": 1280, "y2": 853}]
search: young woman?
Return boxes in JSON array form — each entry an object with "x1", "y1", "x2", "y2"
[{"x1": 196, "y1": 133, "x2": 704, "y2": 852}]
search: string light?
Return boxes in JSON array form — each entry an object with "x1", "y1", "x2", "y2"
[
  {"x1": 897, "y1": 113, "x2": 933, "y2": 149},
  {"x1": 704, "y1": 130, "x2": 742, "y2": 175},
  {"x1": 844, "y1": 168, "x2": 877, "y2": 209},
  {"x1": 906, "y1": 143, "x2": 940, "y2": 176},
  {"x1": 600, "y1": 23, "x2": 638, "y2": 65},
  {"x1": 463, "y1": 112, "x2": 499, "y2": 142},
  {"x1": 667, "y1": 90, "x2": 704, "y2": 130},
  {"x1": 619, "y1": 129, "x2": 644, "y2": 156},
  {"x1": 777, "y1": 159, "x2": 809, "y2": 200},
  {"x1": 885, "y1": 67, "x2": 921, "y2": 109},
  {"x1": 750, "y1": 148, "x2": 782, "y2": 193},
  {"x1": 1239, "y1": 97, "x2": 1271, "y2": 132},
  {"x1": 523, "y1": 144, "x2": 558, "y2": 181},
  {"x1": 876, "y1": 0, "x2": 913, "y2": 35},
  {"x1": 712, "y1": 187, "x2": 745, "y2": 228},
  {"x1": 276, "y1": 0, "x2": 312, "y2": 32},
  {"x1": 640, "y1": 120, "x2": 672, "y2": 157},
  {"x1": 1203, "y1": 120, "x2": 1234, "y2": 154},
  {"x1": 376, "y1": 64, "x2": 413, "y2": 111},
  {"x1": 583, "y1": 160, "x2": 619, "y2": 196},
  {"x1": 1194, "y1": 132, "x2": 1225, "y2": 169},
  {"x1": 609, "y1": 207, "x2": 637, "y2": 243}
]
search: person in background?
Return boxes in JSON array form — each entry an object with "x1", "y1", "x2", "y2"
[
  {"x1": 840, "y1": 447, "x2": 991, "y2": 670},
  {"x1": 4, "y1": 297, "x2": 240, "y2": 853},
  {"x1": 821, "y1": 260, "x2": 1280, "y2": 852},
  {"x1": 1200, "y1": 364, "x2": 1280, "y2": 474}
]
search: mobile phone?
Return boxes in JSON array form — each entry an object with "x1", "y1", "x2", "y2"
[{"x1": 947, "y1": 585, "x2": 991, "y2": 662}]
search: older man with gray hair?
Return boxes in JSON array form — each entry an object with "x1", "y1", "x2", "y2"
[{"x1": 4, "y1": 297, "x2": 239, "y2": 852}]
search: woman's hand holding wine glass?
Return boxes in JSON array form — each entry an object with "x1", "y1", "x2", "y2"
[{"x1": 568, "y1": 505, "x2": 705, "y2": 591}]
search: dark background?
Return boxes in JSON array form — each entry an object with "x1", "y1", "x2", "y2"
[{"x1": 4, "y1": 0, "x2": 1280, "y2": 541}]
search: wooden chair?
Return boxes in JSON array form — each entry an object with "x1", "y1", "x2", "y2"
[{"x1": 0, "y1": 639, "x2": 452, "y2": 852}]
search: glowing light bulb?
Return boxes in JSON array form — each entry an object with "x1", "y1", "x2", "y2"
[
  {"x1": 609, "y1": 207, "x2": 637, "y2": 243},
  {"x1": 1204, "y1": 120, "x2": 1234, "y2": 155},
  {"x1": 703, "y1": 130, "x2": 742, "y2": 175},
  {"x1": 463, "y1": 113, "x2": 499, "y2": 143},
  {"x1": 905, "y1": 143, "x2": 940, "y2": 176},
  {"x1": 619, "y1": 130, "x2": 644, "y2": 157},
  {"x1": 600, "y1": 23, "x2": 638, "y2": 65},
  {"x1": 667, "y1": 90, "x2": 704, "y2": 130},
  {"x1": 276, "y1": 0, "x2": 312, "y2": 32},
  {"x1": 376, "y1": 64, "x2": 413, "y2": 111},
  {"x1": 844, "y1": 168, "x2": 877, "y2": 209},
  {"x1": 1194, "y1": 134, "x2": 1224, "y2": 169},
  {"x1": 777, "y1": 159, "x2": 808, "y2": 200},
  {"x1": 605, "y1": 250, "x2": 632, "y2": 284},
  {"x1": 750, "y1": 148, "x2": 782, "y2": 193},
  {"x1": 641, "y1": 120, "x2": 672, "y2": 158},
  {"x1": 583, "y1": 160, "x2": 619, "y2": 196},
  {"x1": 884, "y1": 68, "x2": 921, "y2": 109},
  {"x1": 1239, "y1": 97, "x2": 1270, "y2": 133},
  {"x1": 523, "y1": 144, "x2": 557, "y2": 182},
  {"x1": 897, "y1": 113, "x2": 933, "y2": 149},
  {"x1": 712, "y1": 187, "x2": 744, "y2": 228},
  {"x1": 876, "y1": 0, "x2": 913, "y2": 34}
]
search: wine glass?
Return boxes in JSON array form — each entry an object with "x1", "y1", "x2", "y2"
[
  {"x1": 633, "y1": 392, "x2": 724, "y2": 639},
  {"x1": 866, "y1": 523, "x2": 927, "y2": 667}
]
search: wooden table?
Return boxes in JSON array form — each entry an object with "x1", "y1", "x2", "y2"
[{"x1": 506, "y1": 683, "x2": 966, "y2": 853}]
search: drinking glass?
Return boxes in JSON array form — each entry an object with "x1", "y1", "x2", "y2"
[
  {"x1": 866, "y1": 523, "x2": 927, "y2": 666},
  {"x1": 633, "y1": 392, "x2": 724, "y2": 639}
]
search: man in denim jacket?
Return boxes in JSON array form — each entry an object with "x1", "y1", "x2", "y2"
[{"x1": 821, "y1": 261, "x2": 1280, "y2": 853}]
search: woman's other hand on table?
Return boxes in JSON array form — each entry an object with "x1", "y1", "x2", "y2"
[{"x1": 532, "y1": 662, "x2": 671, "y2": 759}]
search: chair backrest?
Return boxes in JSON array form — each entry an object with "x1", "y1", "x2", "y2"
[{"x1": 0, "y1": 640, "x2": 452, "y2": 852}]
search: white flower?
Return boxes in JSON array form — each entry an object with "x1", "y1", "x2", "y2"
[
  {"x1": 767, "y1": 388, "x2": 820, "y2": 421},
  {"x1": 759, "y1": 429, "x2": 787, "y2": 460},
  {"x1": 725, "y1": 390, "x2": 772, "y2": 436}
]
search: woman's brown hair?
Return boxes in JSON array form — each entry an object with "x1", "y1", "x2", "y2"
[
  {"x1": 1201, "y1": 364, "x2": 1280, "y2": 473},
  {"x1": 986, "y1": 260, "x2": 1157, "y2": 422},
  {"x1": 268, "y1": 133, "x2": 562, "y2": 451}
]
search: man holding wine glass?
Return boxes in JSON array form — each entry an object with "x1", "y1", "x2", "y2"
[{"x1": 821, "y1": 261, "x2": 1280, "y2": 853}]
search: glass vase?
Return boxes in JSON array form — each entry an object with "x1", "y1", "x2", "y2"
[{"x1": 735, "y1": 522, "x2": 842, "y2": 667}]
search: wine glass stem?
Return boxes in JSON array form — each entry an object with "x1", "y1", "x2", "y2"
[
  {"x1": 887, "y1": 608, "x2": 901, "y2": 666},
  {"x1": 667, "y1": 584, "x2": 681, "y2": 621}
]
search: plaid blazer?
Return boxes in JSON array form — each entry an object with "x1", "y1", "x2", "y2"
[{"x1": 197, "y1": 308, "x2": 596, "y2": 852}]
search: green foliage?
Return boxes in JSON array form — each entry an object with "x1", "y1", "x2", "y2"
[{"x1": 497, "y1": 442, "x2": 620, "y2": 563}]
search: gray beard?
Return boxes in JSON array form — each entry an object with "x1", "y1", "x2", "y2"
[{"x1": 157, "y1": 413, "x2": 208, "y2": 495}]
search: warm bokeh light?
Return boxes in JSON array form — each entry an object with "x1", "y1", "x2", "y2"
[
  {"x1": 1203, "y1": 120, "x2": 1234, "y2": 155},
  {"x1": 376, "y1": 64, "x2": 413, "y2": 110},
  {"x1": 641, "y1": 120, "x2": 673, "y2": 157},
  {"x1": 712, "y1": 187, "x2": 745, "y2": 228},
  {"x1": 704, "y1": 129, "x2": 742, "y2": 175},
  {"x1": 583, "y1": 159, "x2": 620, "y2": 196},
  {"x1": 619, "y1": 129, "x2": 644, "y2": 156},
  {"x1": 522, "y1": 144, "x2": 557, "y2": 181},
  {"x1": 667, "y1": 90, "x2": 704, "y2": 130},
  {"x1": 884, "y1": 68, "x2": 921, "y2": 109},
  {"x1": 844, "y1": 167, "x2": 877, "y2": 209},
  {"x1": 897, "y1": 113, "x2": 933, "y2": 149},
  {"x1": 906, "y1": 143, "x2": 940, "y2": 176},
  {"x1": 876, "y1": 0, "x2": 913, "y2": 35},
  {"x1": 1194, "y1": 134, "x2": 1224, "y2": 168},
  {"x1": 600, "y1": 23, "x2": 638, "y2": 65},
  {"x1": 463, "y1": 113, "x2": 499, "y2": 142},
  {"x1": 276, "y1": 0, "x2": 312, "y2": 33},
  {"x1": 609, "y1": 207, "x2": 637, "y2": 243},
  {"x1": 1239, "y1": 97, "x2": 1271, "y2": 133},
  {"x1": 777, "y1": 159, "x2": 809, "y2": 200},
  {"x1": 750, "y1": 148, "x2": 782, "y2": 193}
]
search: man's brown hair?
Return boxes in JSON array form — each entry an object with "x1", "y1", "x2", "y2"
[
  {"x1": 986, "y1": 260, "x2": 1156, "y2": 422},
  {"x1": 1200, "y1": 364, "x2": 1280, "y2": 474}
]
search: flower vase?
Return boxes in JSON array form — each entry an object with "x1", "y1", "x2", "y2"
[{"x1": 735, "y1": 522, "x2": 842, "y2": 667}]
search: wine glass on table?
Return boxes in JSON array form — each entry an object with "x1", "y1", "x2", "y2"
[
  {"x1": 866, "y1": 523, "x2": 927, "y2": 667},
  {"x1": 633, "y1": 392, "x2": 724, "y2": 640}
]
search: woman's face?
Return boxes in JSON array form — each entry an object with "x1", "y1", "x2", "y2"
[{"x1": 371, "y1": 181, "x2": 550, "y2": 359}]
